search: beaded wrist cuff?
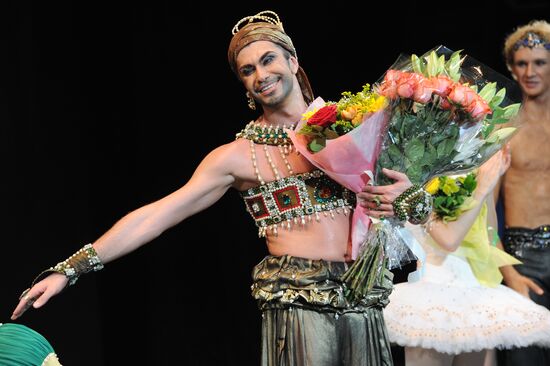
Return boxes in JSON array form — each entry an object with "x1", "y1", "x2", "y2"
[
  {"x1": 32, "y1": 243, "x2": 104, "y2": 287},
  {"x1": 392, "y1": 184, "x2": 433, "y2": 225}
]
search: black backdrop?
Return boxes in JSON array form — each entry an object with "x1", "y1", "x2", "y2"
[{"x1": 1, "y1": 1, "x2": 548, "y2": 365}]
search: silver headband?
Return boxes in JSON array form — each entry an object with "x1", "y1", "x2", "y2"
[{"x1": 513, "y1": 32, "x2": 550, "y2": 51}]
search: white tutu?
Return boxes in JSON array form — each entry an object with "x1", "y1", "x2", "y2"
[{"x1": 384, "y1": 224, "x2": 550, "y2": 354}]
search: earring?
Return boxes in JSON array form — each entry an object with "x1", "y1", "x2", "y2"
[{"x1": 246, "y1": 91, "x2": 256, "y2": 110}]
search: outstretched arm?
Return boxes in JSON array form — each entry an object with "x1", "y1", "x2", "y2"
[
  {"x1": 93, "y1": 145, "x2": 236, "y2": 264},
  {"x1": 12, "y1": 143, "x2": 239, "y2": 319}
]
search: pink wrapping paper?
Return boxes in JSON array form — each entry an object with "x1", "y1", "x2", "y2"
[{"x1": 287, "y1": 97, "x2": 389, "y2": 259}]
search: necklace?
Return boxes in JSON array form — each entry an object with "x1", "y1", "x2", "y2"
[
  {"x1": 236, "y1": 120, "x2": 296, "y2": 185},
  {"x1": 235, "y1": 120, "x2": 295, "y2": 146}
]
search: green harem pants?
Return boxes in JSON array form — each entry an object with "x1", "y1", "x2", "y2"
[{"x1": 252, "y1": 255, "x2": 394, "y2": 366}]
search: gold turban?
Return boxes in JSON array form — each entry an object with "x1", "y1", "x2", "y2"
[{"x1": 227, "y1": 11, "x2": 314, "y2": 105}]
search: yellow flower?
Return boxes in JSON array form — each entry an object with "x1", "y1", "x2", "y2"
[
  {"x1": 352, "y1": 112, "x2": 364, "y2": 126},
  {"x1": 441, "y1": 177, "x2": 460, "y2": 196},
  {"x1": 424, "y1": 177, "x2": 440, "y2": 195},
  {"x1": 302, "y1": 109, "x2": 318, "y2": 120},
  {"x1": 370, "y1": 95, "x2": 388, "y2": 112}
]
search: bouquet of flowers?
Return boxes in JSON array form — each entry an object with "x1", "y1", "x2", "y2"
[
  {"x1": 371, "y1": 46, "x2": 519, "y2": 187},
  {"x1": 289, "y1": 45, "x2": 521, "y2": 304},
  {"x1": 296, "y1": 84, "x2": 387, "y2": 152},
  {"x1": 288, "y1": 85, "x2": 393, "y2": 266},
  {"x1": 426, "y1": 172, "x2": 478, "y2": 223},
  {"x1": 341, "y1": 45, "x2": 521, "y2": 303}
]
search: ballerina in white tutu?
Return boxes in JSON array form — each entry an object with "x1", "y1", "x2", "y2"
[{"x1": 384, "y1": 147, "x2": 550, "y2": 366}]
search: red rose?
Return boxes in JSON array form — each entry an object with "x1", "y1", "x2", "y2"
[{"x1": 307, "y1": 104, "x2": 338, "y2": 128}]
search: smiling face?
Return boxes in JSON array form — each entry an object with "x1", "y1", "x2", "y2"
[
  {"x1": 235, "y1": 40, "x2": 299, "y2": 109},
  {"x1": 510, "y1": 47, "x2": 550, "y2": 99}
]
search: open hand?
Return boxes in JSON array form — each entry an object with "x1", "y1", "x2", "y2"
[
  {"x1": 11, "y1": 273, "x2": 68, "y2": 320},
  {"x1": 504, "y1": 271, "x2": 544, "y2": 298}
]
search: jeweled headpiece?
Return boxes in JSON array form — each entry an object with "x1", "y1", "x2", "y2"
[
  {"x1": 513, "y1": 32, "x2": 550, "y2": 51},
  {"x1": 227, "y1": 10, "x2": 314, "y2": 105},
  {"x1": 231, "y1": 10, "x2": 284, "y2": 35}
]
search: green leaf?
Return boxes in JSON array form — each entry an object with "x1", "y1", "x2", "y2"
[
  {"x1": 377, "y1": 151, "x2": 394, "y2": 171},
  {"x1": 485, "y1": 127, "x2": 517, "y2": 143},
  {"x1": 436, "y1": 140, "x2": 447, "y2": 158},
  {"x1": 483, "y1": 123, "x2": 495, "y2": 138},
  {"x1": 445, "y1": 50, "x2": 463, "y2": 81},
  {"x1": 404, "y1": 138, "x2": 425, "y2": 161},
  {"x1": 422, "y1": 144, "x2": 436, "y2": 166},
  {"x1": 489, "y1": 87, "x2": 506, "y2": 109},
  {"x1": 478, "y1": 82, "x2": 497, "y2": 103},
  {"x1": 462, "y1": 173, "x2": 477, "y2": 192},
  {"x1": 444, "y1": 136, "x2": 456, "y2": 155},
  {"x1": 426, "y1": 51, "x2": 439, "y2": 77},
  {"x1": 502, "y1": 103, "x2": 521, "y2": 119},
  {"x1": 438, "y1": 54, "x2": 446, "y2": 75},
  {"x1": 411, "y1": 54, "x2": 424, "y2": 75},
  {"x1": 309, "y1": 138, "x2": 326, "y2": 152},
  {"x1": 387, "y1": 144, "x2": 404, "y2": 164},
  {"x1": 491, "y1": 107, "x2": 505, "y2": 121},
  {"x1": 406, "y1": 164, "x2": 423, "y2": 184},
  {"x1": 434, "y1": 195, "x2": 447, "y2": 208}
]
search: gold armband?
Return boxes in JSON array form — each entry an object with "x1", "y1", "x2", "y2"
[
  {"x1": 32, "y1": 243, "x2": 104, "y2": 287},
  {"x1": 392, "y1": 184, "x2": 433, "y2": 225}
]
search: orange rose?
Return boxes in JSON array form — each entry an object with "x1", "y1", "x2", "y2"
[{"x1": 340, "y1": 106, "x2": 358, "y2": 121}]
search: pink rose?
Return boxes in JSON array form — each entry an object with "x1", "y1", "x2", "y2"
[
  {"x1": 307, "y1": 104, "x2": 338, "y2": 127},
  {"x1": 448, "y1": 84, "x2": 477, "y2": 107},
  {"x1": 430, "y1": 76, "x2": 454, "y2": 98},
  {"x1": 377, "y1": 70, "x2": 402, "y2": 99},
  {"x1": 397, "y1": 82, "x2": 414, "y2": 98},
  {"x1": 379, "y1": 70, "x2": 433, "y2": 103},
  {"x1": 395, "y1": 72, "x2": 418, "y2": 98},
  {"x1": 412, "y1": 77, "x2": 433, "y2": 104},
  {"x1": 466, "y1": 98, "x2": 492, "y2": 120},
  {"x1": 384, "y1": 69, "x2": 403, "y2": 82}
]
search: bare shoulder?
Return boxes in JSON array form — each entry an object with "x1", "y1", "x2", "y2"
[
  {"x1": 204, "y1": 138, "x2": 250, "y2": 167},
  {"x1": 197, "y1": 138, "x2": 255, "y2": 188}
]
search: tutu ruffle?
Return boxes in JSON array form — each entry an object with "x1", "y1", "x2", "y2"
[{"x1": 384, "y1": 225, "x2": 550, "y2": 354}]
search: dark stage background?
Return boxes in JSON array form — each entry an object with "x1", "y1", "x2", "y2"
[{"x1": 1, "y1": 1, "x2": 548, "y2": 365}]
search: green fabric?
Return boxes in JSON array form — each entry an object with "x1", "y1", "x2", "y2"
[
  {"x1": 454, "y1": 202, "x2": 521, "y2": 287},
  {"x1": 252, "y1": 255, "x2": 394, "y2": 366},
  {"x1": 0, "y1": 323, "x2": 56, "y2": 366}
]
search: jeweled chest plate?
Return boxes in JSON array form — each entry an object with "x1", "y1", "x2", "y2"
[{"x1": 241, "y1": 170, "x2": 355, "y2": 237}]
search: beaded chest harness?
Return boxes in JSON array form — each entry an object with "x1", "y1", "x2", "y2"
[{"x1": 236, "y1": 121, "x2": 355, "y2": 237}]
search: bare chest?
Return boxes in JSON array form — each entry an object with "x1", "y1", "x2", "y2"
[
  {"x1": 238, "y1": 144, "x2": 316, "y2": 191},
  {"x1": 510, "y1": 124, "x2": 550, "y2": 171}
]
